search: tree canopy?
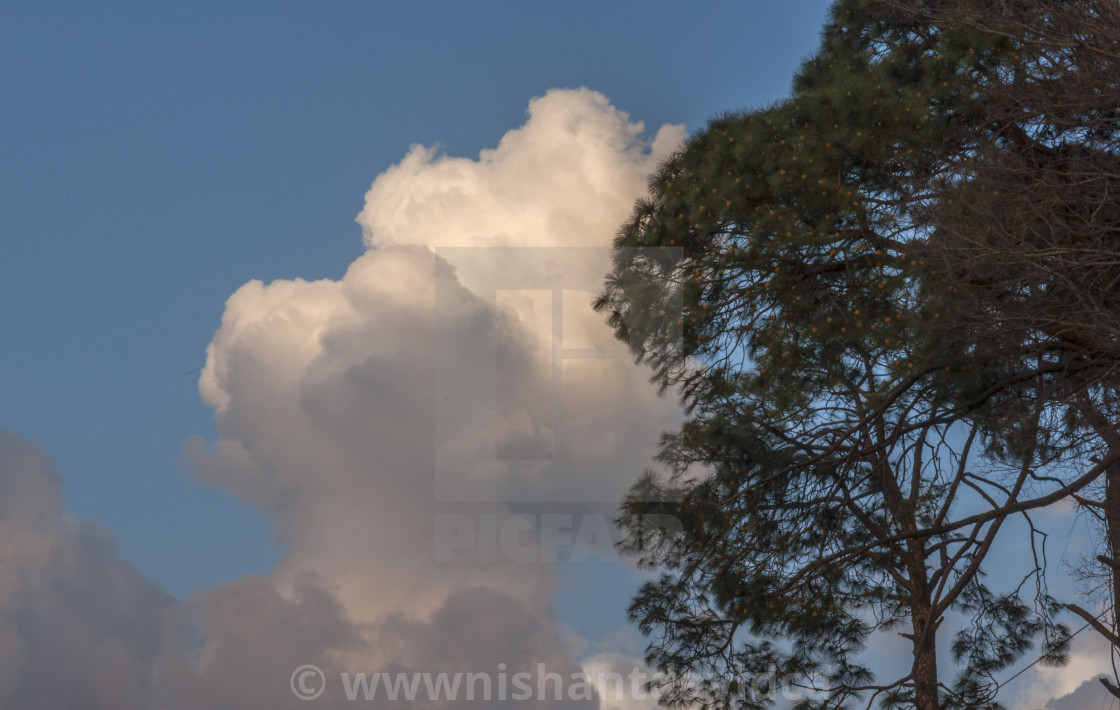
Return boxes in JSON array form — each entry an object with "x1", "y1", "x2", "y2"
[{"x1": 597, "y1": 1, "x2": 1120, "y2": 707}]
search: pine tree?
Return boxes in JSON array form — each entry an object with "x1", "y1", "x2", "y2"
[
  {"x1": 890, "y1": 0, "x2": 1120, "y2": 697},
  {"x1": 596, "y1": 1, "x2": 1091, "y2": 707}
]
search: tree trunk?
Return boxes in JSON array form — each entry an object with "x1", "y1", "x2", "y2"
[
  {"x1": 906, "y1": 539, "x2": 940, "y2": 710},
  {"x1": 1105, "y1": 461, "x2": 1120, "y2": 699},
  {"x1": 910, "y1": 599, "x2": 940, "y2": 709}
]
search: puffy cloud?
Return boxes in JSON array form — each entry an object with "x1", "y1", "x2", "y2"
[
  {"x1": 192, "y1": 244, "x2": 559, "y2": 623},
  {"x1": 1016, "y1": 628, "x2": 1118, "y2": 710},
  {"x1": 185, "y1": 88, "x2": 685, "y2": 704},
  {"x1": 0, "y1": 430, "x2": 172, "y2": 710},
  {"x1": 152, "y1": 574, "x2": 367, "y2": 710},
  {"x1": 0, "y1": 88, "x2": 685, "y2": 707},
  {"x1": 0, "y1": 89, "x2": 687, "y2": 709},
  {"x1": 1044, "y1": 675, "x2": 1117, "y2": 710},
  {"x1": 580, "y1": 652, "x2": 662, "y2": 710},
  {"x1": 357, "y1": 89, "x2": 683, "y2": 253}
]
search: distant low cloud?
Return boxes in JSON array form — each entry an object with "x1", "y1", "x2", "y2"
[
  {"x1": 0, "y1": 431, "x2": 171, "y2": 710},
  {"x1": 1044, "y1": 676, "x2": 1117, "y2": 710},
  {"x1": 1012, "y1": 625, "x2": 1117, "y2": 710}
]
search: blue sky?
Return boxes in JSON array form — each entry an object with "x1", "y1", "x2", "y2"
[
  {"x1": 1, "y1": 3, "x2": 1110, "y2": 709},
  {"x1": 1, "y1": 0, "x2": 833, "y2": 598}
]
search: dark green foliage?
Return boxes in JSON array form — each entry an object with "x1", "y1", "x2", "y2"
[
  {"x1": 594, "y1": 1, "x2": 1108, "y2": 707},
  {"x1": 901, "y1": 0, "x2": 1120, "y2": 693}
]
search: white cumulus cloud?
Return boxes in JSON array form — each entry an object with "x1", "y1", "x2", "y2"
[
  {"x1": 0, "y1": 88, "x2": 687, "y2": 710},
  {"x1": 186, "y1": 87, "x2": 686, "y2": 705}
]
